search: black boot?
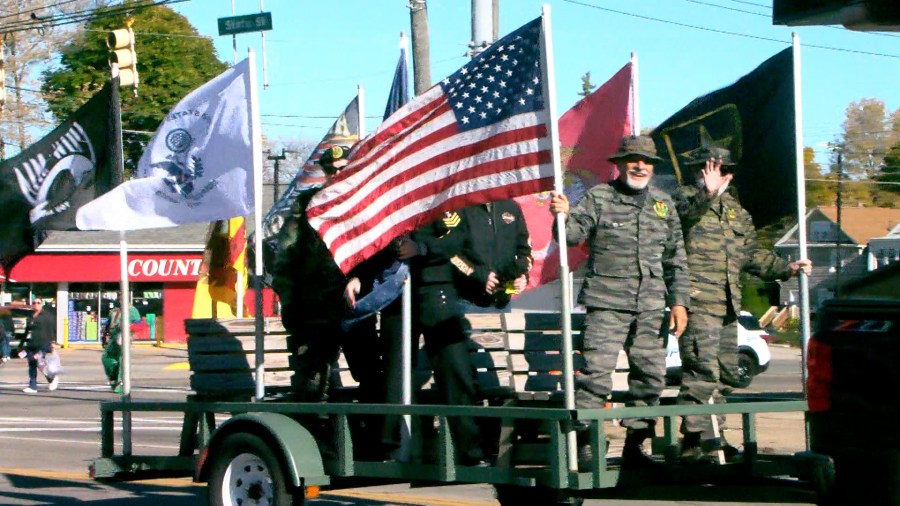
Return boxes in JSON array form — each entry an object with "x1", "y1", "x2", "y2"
[
  {"x1": 622, "y1": 429, "x2": 655, "y2": 467},
  {"x1": 680, "y1": 432, "x2": 704, "y2": 464}
]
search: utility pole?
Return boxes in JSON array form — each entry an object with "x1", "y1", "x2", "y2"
[
  {"x1": 267, "y1": 149, "x2": 287, "y2": 202},
  {"x1": 469, "y1": 0, "x2": 494, "y2": 57},
  {"x1": 834, "y1": 148, "x2": 844, "y2": 299},
  {"x1": 408, "y1": 0, "x2": 431, "y2": 96}
]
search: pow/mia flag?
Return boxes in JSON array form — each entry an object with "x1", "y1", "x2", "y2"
[
  {"x1": 0, "y1": 81, "x2": 122, "y2": 272},
  {"x1": 76, "y1": 58, "x2": 254, "y2": 231},
  {"x1": 651, "y1": 48, "x2": 795, "y2": 228}
]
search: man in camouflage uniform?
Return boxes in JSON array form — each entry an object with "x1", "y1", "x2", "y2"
[
  {"x1": 673, "y1": 146, "x2": 812, "y2": 462},
  {"x1": 270, "y1": 145, "x2": 351, "y2": 402},
  {"x1": 549, "y1": 135, "x2": 690, "y2": 463}
]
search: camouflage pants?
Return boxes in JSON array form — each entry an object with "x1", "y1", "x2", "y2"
[
  {"x1": 576, "y1": 308, "x2": 667, "y2": 431},
  {"x1": 677, "y1": 307, "x2": 739, "y2": 436},
  {"x1": 283, "y1": 307, "x2": 343, "y2": 402}
]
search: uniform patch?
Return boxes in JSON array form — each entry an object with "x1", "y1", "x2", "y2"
[
  {"x1": 442, "y1": 212, "x2": 460, "y2": 228},
  {"x1": 501, "y1": 212, "x2": 515, "y2": 224},
  {"x1": 725, "y1": 208, "x2": 736, "y2": 220},
  {"x1": 450, "y1": 255, "x2": 474, "y2": 276},
  {"x1": 653, "y1": 201, "x2": 668, "y2": 218}
]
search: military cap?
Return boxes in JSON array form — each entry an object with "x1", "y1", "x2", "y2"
[
  {"x1": 318, "y1": 145, "x2": 351, "y2": 173},
  {"x1": 607, "y1": 135, "x2": 663, "y2": 162},
  {"x1": 684, "y1": 145, "x2": 736, "y2": 167}
]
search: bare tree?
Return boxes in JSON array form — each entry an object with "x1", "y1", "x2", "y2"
[
  {"x1": 832, "y1": 98, "x2": 898, "y2": 179},
  {"x1": 0, "y1": 0, "x2": 107, "y2": 159}
]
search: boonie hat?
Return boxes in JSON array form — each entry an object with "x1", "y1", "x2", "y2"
[
  {"x1": 318, "y1": 145, "x2": 351, "y2": 172},
  {"x1": 684, "y1": 145, "x2": 736, "y2": 167},
  {"x1": 607, "y1": 135, "x2": 663, "y2": 162}
]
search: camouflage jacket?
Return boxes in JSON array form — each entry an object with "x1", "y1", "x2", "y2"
[
  {"x1": 563, "y1": 180, "x2": 690, "y2": 312},
  {"x1": 673, "y1": 185, "x2": 791, "y2": 311},
  {"x1": 270, "y1": 188, "x2": 346, "y2": 326}
]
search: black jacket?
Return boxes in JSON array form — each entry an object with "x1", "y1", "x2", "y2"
[
  {"x1": 455, "y1": 201, "x2": 531, "y2": 307},
  {"x1": 25, "y1": 309, "x2": 55, "y2": 350}
]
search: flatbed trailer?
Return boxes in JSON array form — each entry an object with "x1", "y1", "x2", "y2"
[{"x1": 90, "y1": 394, "x2": 835, "y2": 505}]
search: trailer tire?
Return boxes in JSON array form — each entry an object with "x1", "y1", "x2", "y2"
[
  {"x1": 494, "y1": 484, "x2": 583, "y2": 506},
  {"x1": 207, "y1": 432, "x2": 303, "y2": 506}
]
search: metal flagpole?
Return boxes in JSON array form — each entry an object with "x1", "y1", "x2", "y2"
[
  {"x1": 630, "y1": 52, "x2": 639, "y2": 135},
  {"x1": 540, "y1": 4, "x2": 577, "y2": 472},
  {"x1": 357, "y1": 85, "x2": 365, "y2": 138},
  {"x1": 247, "y1": 49, "x2": 266, "y2": 401},
  {"x1": 259, "y1": 0, "x2": 268, "y2": 89},
  {"x1": 119, "y1": 230, "x2": 133, "y2": 455},
  {"x1": 231, "y1": 0, "x2": 236, "y2": 65},
  {"x1": 792, "y1": 33, "x2": 812, "y2": 450}
]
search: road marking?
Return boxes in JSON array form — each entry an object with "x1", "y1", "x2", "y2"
[
  {"x1": 0, "y1": 467, "x2": 198, "y2": 487},
  {"x1": 165, "y1": 362, "x2": 190, "y2": 370},
  {"x1": 0, "y1": 435, "x2": 180, "y2": 450},
  {"x1": 325, "y1": 489, "x2": 497, "y2": 506}
]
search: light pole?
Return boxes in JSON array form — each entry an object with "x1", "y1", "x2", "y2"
[{"x1": 266, "y1": 149, "x2": 287, "y2": 202}]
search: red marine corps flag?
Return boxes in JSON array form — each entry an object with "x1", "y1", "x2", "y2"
[
  {"x1": 516, "y1": 62, "x2": 633, "y2": 289},
  {"x1": 307, "y1": 18, "x2": 554, "y2": 273}
]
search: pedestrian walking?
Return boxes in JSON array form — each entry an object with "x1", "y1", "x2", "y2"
[
  {"x1": 21, "y1": 300, "x2": 59, "y2": 393},
  {"x1": 0, "y1": 308, "x2": 13, "y2": 363}
]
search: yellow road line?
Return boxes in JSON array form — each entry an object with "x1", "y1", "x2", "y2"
[
  {"x1": 324, "y1": 489, "x2": 497, "y2": 506},
  {"x1": 164, "y1": 362, "x2": 190, "y2": 370},
  {"x1": 0, "y1": 468, "x2": 495, "y2": 504},
  {"x1": 0, "y1": 468, "x2": 199, "y2": 488}
]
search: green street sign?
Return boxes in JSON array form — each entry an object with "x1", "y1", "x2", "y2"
[{"x1": 218, "y1": 12, "x2": 273, "y2": 36}]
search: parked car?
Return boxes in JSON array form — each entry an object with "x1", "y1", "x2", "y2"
[
  {"x1": 663, "y1": 311, "x2": 772, "y2": 388},
  {"x1": 2, "y1": 305, "x2": 34, "y2": 339}
]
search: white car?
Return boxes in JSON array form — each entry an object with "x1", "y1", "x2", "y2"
[{"x1": 664, "y1": 311, "x2": 772, "y2": 388}]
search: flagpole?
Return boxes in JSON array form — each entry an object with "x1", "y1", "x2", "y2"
[
  {"x1": 630, "y1": 52, "x2": 639, "y2": 135},
  {"x1": 248, "y1": 49, "x2": 266, "y2": 401},
  {"x1": 792, "y1": 33, "x2": 811, "y2": 450},
  {"x1": 357, "y1": 85, "x2": 365, "y2": 138},
  {"x1": 540, "y1": 4, "x2": 577, "y2": 473},
  {"x1": 119, "y1": 231, "x2": 133, "y2": 455}
]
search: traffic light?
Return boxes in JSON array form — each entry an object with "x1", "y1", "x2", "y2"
[{"x1": 107, "y1": 21, "x2": 138, "y2": 91}]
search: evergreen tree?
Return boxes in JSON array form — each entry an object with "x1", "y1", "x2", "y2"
[{"x1": 578, "y1": 72, "x2": 595, "y2": 98}]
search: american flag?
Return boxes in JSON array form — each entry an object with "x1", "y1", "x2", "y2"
[{"x1": 307, "y1": 18, "x2": 554, "y2": 274}]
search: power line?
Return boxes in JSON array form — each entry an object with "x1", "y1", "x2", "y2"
[
  {"x1": 0, "y1": 0, "x2": 189, "y2": 37},
  {"x1": 563, "y1": 0, "x2": 900, "y2": 59},
  {"x1": 0, "y1": 0, "x2": 83, "y2": 23}
]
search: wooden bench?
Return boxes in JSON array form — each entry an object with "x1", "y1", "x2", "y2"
[{"x1": 185, "y1": 318, "x2": 294, "y2": 400}]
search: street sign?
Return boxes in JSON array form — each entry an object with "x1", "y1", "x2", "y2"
[{"x1": 217, "y1": 12, "x2": 273, "y2": 36}]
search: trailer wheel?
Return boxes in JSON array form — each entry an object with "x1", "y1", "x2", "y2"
[
  {"x1": 207, "y1": 432, "x2": 303, "y2": 506},
  {"x1": 494, "y1": 485, "x2": 583, "y2": 506}
]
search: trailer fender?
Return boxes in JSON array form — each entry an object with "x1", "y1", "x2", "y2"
[{"x1": 196, "y1": 412, "x2": 327, "y2": 487}]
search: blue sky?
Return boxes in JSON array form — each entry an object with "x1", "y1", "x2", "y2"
[{"x1": 171, "y1": 0, "x2": 898, "y2": 167}]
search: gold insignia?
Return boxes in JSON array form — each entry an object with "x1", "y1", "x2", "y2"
[
  {"x1": 327, "y1": 145, "x2": 343, "y2": 158},
  {"x1": 450, "y1": 255, "x2": 474, "y2": 276},
  {"x1": 726, "y1": 208, "x2": 736, "y2": 220},
  {"x1": 442, "y1": 212, "x2": 460, "y2": 228},
  {"x1": 653, "y1": 201, "x2": 668, "y2": 218}
]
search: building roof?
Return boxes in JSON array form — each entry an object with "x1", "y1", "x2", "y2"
[
  {"x1": 816, "y1": 206, "x2": 900, "y2": 245},
  {"x1": 776, "y1": 206, "x2": 900, "y2": 247},
  {"x1": 35, "y1": 183, "x2": 282, "y2": 252}
]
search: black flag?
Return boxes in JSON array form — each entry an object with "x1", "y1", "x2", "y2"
[
  {"x1": 651, "y1": 48, "x2": 795, "y2": 228},
  {"x1": 0, "y1": 81, "x2": 122, "y2": 272}
]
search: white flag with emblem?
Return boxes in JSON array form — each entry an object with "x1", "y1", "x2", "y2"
[{"x1": 76, "y1": 59, "x2": 254, "y2": 230}]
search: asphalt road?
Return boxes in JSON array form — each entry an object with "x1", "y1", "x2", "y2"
[{"x1": 0, "y1": 344, "x2": 814, "y2": 505}]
